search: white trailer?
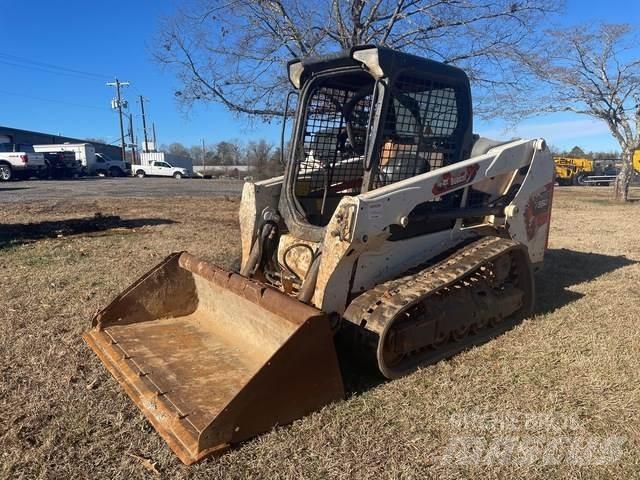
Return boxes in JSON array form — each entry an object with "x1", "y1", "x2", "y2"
[{"x1": 33, "y1": 143, "x2": 127, "y2": 176}]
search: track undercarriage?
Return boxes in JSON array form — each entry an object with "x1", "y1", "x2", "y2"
[{"x1": 344, "y1": 236, "x2": 535, "y2": 378}]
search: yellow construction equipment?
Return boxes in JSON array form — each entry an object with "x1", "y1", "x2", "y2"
[
  {"x1": 84, "y1": 46, "x2": 555, "y2": 464},
  {"x1": 554, "y1": 151, "x2": 640, "y2": 186},
  {"x1": 553, "y1": 156, "x2": 595, "y2": 185}
]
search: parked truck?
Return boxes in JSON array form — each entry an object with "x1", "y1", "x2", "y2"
[
  {"x1": 95, "y1": 152, "x2": 129, "y2": 176},
  {"x1": 134, "y1": 152, "x2": 193, "y2": 178},
  {"x1": 43, "y1": 151, "x2": 82, "y2": 179},
  {"x1": 0, "y1": 143, "x2": 47, "y2": 181},
  {"x1": 33, "y1": 143, "x2": 127, "y2": 177}
]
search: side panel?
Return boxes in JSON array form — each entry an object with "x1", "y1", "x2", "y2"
[
  {"x1": 239, "y1": 177, "x2": 283, "y2": 271},
  {"x1": 350, "y1": 229, "x2": 470, "y2": 293},
  {"x1": 504, "y1": 143, "x2": 555, "y2": 265}
]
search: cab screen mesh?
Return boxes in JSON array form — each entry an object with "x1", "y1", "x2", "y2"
[{"x1": 375, "y1": 74, "x2": 461, "y2": 188}]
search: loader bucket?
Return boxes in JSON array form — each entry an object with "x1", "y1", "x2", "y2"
[{"x1": 83, "y1": 252, "x2": 344, "y2": 464}]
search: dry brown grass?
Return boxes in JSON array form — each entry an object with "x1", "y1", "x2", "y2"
[{"x1": 1, "y1": 187, "x2": 639, "y2": 479}]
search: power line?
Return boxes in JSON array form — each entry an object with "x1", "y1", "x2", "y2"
[
  {"x1": 0, "y1": 52, "x2": 110, "y2": 80},
  {"x1": 0, "y1": 88, "x2": 109, "y2": 111},
  {"x1": 0, "y1": 59, "x2": 109, "y2": 82}
]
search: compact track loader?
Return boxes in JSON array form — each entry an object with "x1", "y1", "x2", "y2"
[{"x1": 84, "y1": 46, "x2": 555, "y2": 464}]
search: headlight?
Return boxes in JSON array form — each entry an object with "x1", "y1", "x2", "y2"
[
  {"x1": 287, "y1": 60, "x2": 304, "y2": 88},
  {"x1": 352, "y1": 47, "x2": 384, "y2": 78}
]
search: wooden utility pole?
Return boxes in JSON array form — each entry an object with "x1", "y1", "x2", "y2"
[
  {"x1": 107, "y1": 78, "x2": 130, "y2": 162},
  {"x1": 128, "y1": 113, "x2": 137, "y2": 165},
  {"x1": 152, "y1": 122, "x2": 157, "y2": 150},
  {"x1": 201, "y1": 138, "x2": 206, "y2": 176},
  {"x1": 139, "y1": 95, "x2": 150, "y2": 153}
]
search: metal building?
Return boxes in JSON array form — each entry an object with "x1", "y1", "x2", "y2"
[{"x1": 0, "y1": 125, "x2": 121, "y2": 160}]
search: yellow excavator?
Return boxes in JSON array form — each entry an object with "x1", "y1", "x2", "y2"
[
  {"x1": 554, "y1": 150, "x2": 640, "y2": 186},
  {"x1": 84, "y1": 46, "x2": 555, "y2": 464}
]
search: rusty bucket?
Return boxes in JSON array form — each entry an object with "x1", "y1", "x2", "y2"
[{"x1": 83, "y1": 252, "x2": 344, "y2": 464}]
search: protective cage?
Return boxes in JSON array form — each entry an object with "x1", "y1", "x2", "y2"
[{"x1": 291, "y1": 67, "x2": 470, "y2": 228}]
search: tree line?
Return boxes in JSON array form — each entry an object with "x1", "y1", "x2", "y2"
[
  {"x1": 159, "y1": 139, "x2": 284, "y2": 179},
  {"x1": 550, "y1": 145, "x2": 622, "y2": 160}
]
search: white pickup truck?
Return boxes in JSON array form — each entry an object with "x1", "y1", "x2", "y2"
[
  {"x1": 133, "y1": 161, "x2": 190, "y2": 179},
  {"x1": 0, "y1": 143, "x2": 47, "y2": 181}
]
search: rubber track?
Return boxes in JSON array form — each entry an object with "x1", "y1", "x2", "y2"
[{"x1": 343, "y1": 236, "x2": 531, "y2": 376}]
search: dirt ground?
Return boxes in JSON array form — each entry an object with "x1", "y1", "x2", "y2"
[{"x1": 1, "y1": 186, "x2": 639, "y2": 479}]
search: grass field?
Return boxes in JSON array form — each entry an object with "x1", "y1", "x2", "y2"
[{"x1": 1, "y1": 187, "x2": 639, "y2": 479}]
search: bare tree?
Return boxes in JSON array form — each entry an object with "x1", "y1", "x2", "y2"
[
  {"x1": 216, "y1": 140, "x2": 243, "y2": 165},
  {"x1": 516, "y1": 24, "x2": 640, "y2": 201},
  {"x1": 155, "y1": 0, "x2": 558, "y2": 120},
  {"x1": 246, "y1": 139, "x2": 283, "y2": 178},
  {"x1": 568, "y1": 146, "x2": 587, "y2": 158},
  {"x1": 85, "y1": 137, "x2": 109, "y2": 145},
  {"x1": 189, "y1": 144, "x2": 204, "y2": 161},
  {"x1": 162, "y1": 142, "x2": 191, "y2": 157}
]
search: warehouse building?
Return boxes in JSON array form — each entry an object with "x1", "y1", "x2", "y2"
[{"x1": 0, "y1": 125, "x2": 121, "y2": 159}]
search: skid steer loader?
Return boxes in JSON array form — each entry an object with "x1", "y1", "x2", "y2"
[{"x1": 84, "y1": 46, "x2": 555, "y2": 464}]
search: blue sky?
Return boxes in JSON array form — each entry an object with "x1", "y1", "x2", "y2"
[{"x1": 0, "y1": 0, "x2": 637, "y2": 152}]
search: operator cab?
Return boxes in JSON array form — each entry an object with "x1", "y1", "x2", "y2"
[{"x1": 281, "y1": 46, "x2": 474, "y2": 240}]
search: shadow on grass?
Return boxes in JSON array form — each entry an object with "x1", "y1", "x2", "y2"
[
  {"x1": 338, "y1": 247, "x2": 635, "y2": 395},
  {"x1": 535, "y1": 248, "x2": 635, "y2": 315},
  {"x1": 0, "y1": 214, "x2": 176, "y2": 248},
  {"x1": 0, "y1": 187, "x2": 30, "y2": 192}
]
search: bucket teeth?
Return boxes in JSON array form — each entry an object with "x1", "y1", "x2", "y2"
[{"x1": 84, "y1": 251, "x2": 344, "y2": 464}]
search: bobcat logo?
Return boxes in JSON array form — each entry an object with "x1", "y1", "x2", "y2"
[{"x1": 432, "y1": 164, "x2": 479, "y2": 196}]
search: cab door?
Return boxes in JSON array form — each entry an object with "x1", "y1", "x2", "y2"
[{"x1": 154, "y1": 161, "x2": 172, "y2": 176}]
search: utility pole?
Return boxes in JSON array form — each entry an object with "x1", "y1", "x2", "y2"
[
  {"x1": 107, "y1": 78, "x2": 130, "y2": 162},
  {"x1": 128, "y1": 113, "x2": 137, "y2": 165},
  {"x1": 152, "y1": 122, "x2": 157, "y2": 150},
  {"x1": 139, "y1": 95, "x2": 150, "y2": 153},
  {"x1": 201, "y1": 138, "x2": 206, "y2": 176}
]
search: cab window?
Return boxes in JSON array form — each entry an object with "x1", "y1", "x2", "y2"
[{"x1": 375, "y1": 75, "x2": 462, "y2": 188}]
